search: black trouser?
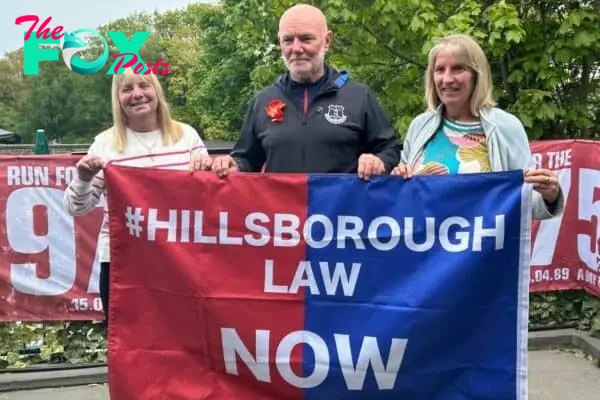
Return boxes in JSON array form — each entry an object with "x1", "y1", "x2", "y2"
[{"x1": 100, "y1": 262, "x2": 110, "y2": 321}]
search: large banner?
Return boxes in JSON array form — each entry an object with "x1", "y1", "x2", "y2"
[
  {"x1": 0, "y1": 139, "x2": 599, "y2": 322},
  {"x1": 105, "y1": 165, "x2": 531, "y2": 400}
]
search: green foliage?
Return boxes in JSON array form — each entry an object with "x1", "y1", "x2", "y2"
[
  {"x1": 1, "y1": 0, "x2": 598, "y2": 142},
  {"x1": 0, "y1": 49, "x2": 27, "y2": 134},
  {"x1": 530, "y1": 291, "x2": 600, "y2": 336},
  {"x1": 0, "y1": 321, "x2": 106, "y2": 369},
  {"x1": 324, "y1": 0, "x2": 428, "y2": 136},
  {"x1": 187, "y1": 5, "x2": 258, "y2": 139},
  {"x1": 310, "y1": 0, "x2": 595, "y2": 140}
]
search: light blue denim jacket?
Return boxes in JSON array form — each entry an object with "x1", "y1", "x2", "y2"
[{"x1": 400, "y1": 106, "x2": 564, "y2": 220}]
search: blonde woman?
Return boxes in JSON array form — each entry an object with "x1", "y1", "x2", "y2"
[
  {"x1": 392, "y1": 33, "x2": 563, "y2": 220},
  {"x1": 64, "y1": 68, "x2": 211, "y2": 319}
]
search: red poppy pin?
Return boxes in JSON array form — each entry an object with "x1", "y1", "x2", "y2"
[{"x1": 265, "y1": 99, "x2": 286, "y2": 122}]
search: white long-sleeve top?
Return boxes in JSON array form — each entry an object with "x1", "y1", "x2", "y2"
[{"x1": 64, "y1": 123, "x2": 208, "y2": 263}]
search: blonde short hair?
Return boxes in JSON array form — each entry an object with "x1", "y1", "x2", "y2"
[
  {"x1": 424, "y1": 34, "x2": 496, "y2": 117},
  {"x1": 110, "y1": 68, "x2": 182, "y2": 152}
]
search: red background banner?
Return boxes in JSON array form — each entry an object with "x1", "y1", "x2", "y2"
[
  {"x1": 529, "y1": 140, "x2": 600, "y2": 297},
  {"x1": 0, "y1": 140, "x2": 599, "y2": 321},
  {"x1": 0, "y1": 155, "x2": 104, "y2": 321}
]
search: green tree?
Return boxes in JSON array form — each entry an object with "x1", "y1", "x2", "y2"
[
  {"x1": 18, "y1": 58, "x2": 77, "y2": 141},
  {"x1": 324, "y1": 0, "x2": 600, "y2": 139},
  {"x1": 152, "y1": 4, "x2": 210, "y2": 130},
  {"x1": 187, "y1": 3, "x2": 264, "y2": 139},
  {"x1": 0, "y1": 49, "x2": 29, "y2": 134}
]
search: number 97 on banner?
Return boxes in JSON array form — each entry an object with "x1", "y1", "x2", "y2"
[{"x1": 1, "y1": 184, "x2": 104, "y2": 319}]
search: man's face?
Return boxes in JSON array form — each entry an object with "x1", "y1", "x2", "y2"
[{"x1": 278, "y1": 13, "x2": 331, "y2": 82}]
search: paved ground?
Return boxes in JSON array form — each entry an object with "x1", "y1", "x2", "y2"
[
  {"x1": 1, "y1": 349, "x2": 598, "y2": 399},
  {"x1": 0, "y1": 384, "x2": 108, "y2": 399},
  {"x1": 528, "y1": 349, "x2": 599, "y2": 400}
]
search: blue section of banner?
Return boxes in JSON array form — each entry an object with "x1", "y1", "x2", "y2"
[{"x1": 302, "y1": 171, "x2": 528, "y2": 400}]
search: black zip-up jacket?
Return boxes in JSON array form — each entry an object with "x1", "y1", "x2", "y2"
[{"x1": 231, "y1": 65, "x2": 400, "y2": 173}]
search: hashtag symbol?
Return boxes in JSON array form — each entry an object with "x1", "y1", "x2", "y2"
[{"x1": 124, "y1": 206, "x2": 144, "y2": 238}]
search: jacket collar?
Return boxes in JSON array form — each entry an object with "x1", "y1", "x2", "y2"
[
  {"x1": 431, "y1": 104, "x2": 496, "y2": 135},
  {"x1": 413, "y1": 104, "x2": 497, "y2": 160},
  {"x1": 275, "y1": 64, "x2": 350, "y2": 94}
]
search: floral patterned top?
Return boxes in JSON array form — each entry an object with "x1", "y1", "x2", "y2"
[{"x1": 412, "y1": 118, "x2": 491, "y2": 175}]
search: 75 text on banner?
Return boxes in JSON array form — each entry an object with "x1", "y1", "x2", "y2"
[{"x1": 529, "y1": 140, "x2": 600, "y2": 297}]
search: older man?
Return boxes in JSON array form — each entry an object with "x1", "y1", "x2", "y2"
[{"x1": 207, "y1": 4, "x2": 399, "y2": 179}]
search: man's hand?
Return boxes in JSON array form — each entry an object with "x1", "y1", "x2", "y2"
[
  {"x1": 357, "y1": 153, "x2": 385, "y2": 180},
  {"x1": 212, "y1": 155, "x2": 239, "y2": 178}
]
